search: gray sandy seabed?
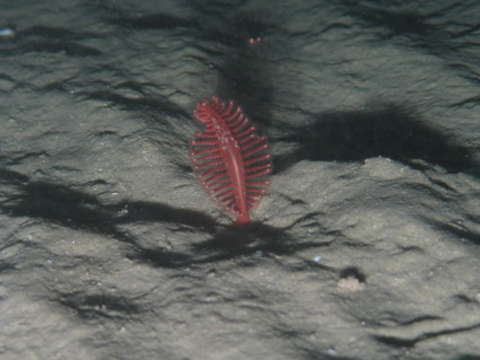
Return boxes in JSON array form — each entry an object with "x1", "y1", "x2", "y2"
[{"x1": 1, "y1": 1, "x2": 480, "y2": 359}]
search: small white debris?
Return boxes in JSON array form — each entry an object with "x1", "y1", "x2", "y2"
[
  {"x1": 337, "y1": 276, "x2": 365, "y2": 292},
  {"x1": 117, "y1": 207, "x2": 129, "y2": 216},
  {"x1": 0, "y1": 28, "x2": 15, "y2": 38},
  {"x1": 254, "y1": 250, "x2": 263, "y2": 257},
  {"x1": 327, "y1": 347, "x2": 336, "y2": 355},
  {"x1": 313, "y1": 255, "x2": 322, "y2": 263}
]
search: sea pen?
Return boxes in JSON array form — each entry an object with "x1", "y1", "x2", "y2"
[{"x1": 191, "y1": 97, "x2": 272, "y2": 224}]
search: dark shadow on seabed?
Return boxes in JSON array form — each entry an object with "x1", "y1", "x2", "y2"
[
  {"x1": 0, "y1": 168, "x2": 331, "y2": 270},
  {"x1": 272, "y1": 103, "x2": 478, "y2": 176},
  {"x1": 0, "y1": 168, "x2": 215, "y2": 239},
  {"x1": 372, "y1": 322, "x2": 480, "y2": 349},
  {"x1": 192, "y1": 6, "x2": 284, "y2": 136}
]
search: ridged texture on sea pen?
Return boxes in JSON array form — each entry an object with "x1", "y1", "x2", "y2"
[{"x1": 191, "y1": 97, "x2": 272, "y2": 224}]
